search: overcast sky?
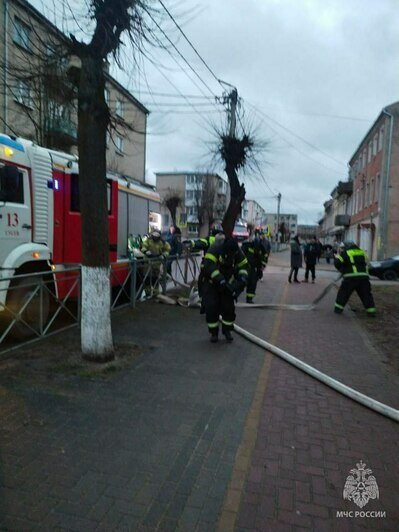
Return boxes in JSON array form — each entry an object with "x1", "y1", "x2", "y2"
[{"x1": 34, "y1": 0, "x2": 399, "y2": 224}]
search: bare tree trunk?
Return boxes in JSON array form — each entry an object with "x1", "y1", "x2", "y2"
[
  {"x1": 222, "y1": 163, "x2": 245, "y2": 238},
  {"x1": 78, "y1": 55, "x2": 113, "y2": 360}
]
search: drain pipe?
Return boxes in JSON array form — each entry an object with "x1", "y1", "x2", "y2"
[
  {"x1": 3, "y1": 0, "x2": 9, "y2": 132},
  {"x1": 234, "y1": 324, "x2": 399, "y2": 423},
  {"x1": 380, "y1": 109, "x2": 394, "y2": 259}
]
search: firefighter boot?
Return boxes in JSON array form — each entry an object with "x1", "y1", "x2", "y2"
[
  {"x1": 224, "y1": 330, "x2": 233, "y2": 343},
  {"x1": 210, "y1": 328, "x2": 219, "y2": 343}
]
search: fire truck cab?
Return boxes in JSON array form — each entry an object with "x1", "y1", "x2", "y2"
[{"x1": 0, "y1": 133, "x2": 161, "y2": 336}]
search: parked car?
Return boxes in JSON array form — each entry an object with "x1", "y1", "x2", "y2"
[
  {"x1": 233, "y1": 223, "x2": 250, "y2": 241},
  {"x1": 368, "y1": 256, "x2": 399, "y2": 280}
]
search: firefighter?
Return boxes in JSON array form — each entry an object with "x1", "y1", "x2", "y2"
[
  {"x1": 241, "y1": 228, "x2": 268, "y2": 303},
  {"x1": 334, "y1": 241, "x2": 376, "y2": 316},
  {"x1": 140, "y1": 230, "x2": 171, "y2": 294},
  {"x1": 183, "y1": 226, "x2": 225, "y2": 313},
  {"x1": 202, "y1": 237, "x2": 249, "y2": 343},
  {"x1": 185, "y1": 224, "x2": 224, "y2": 252}
]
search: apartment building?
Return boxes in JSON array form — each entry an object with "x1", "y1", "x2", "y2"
[
  {"x1": 319, "y1": 101, "x2": 399, "y2": 259},
  {"x1": 241, "y1": 199, "x2": 266, "y2": 227},
  {"x1": 155, "y1": 171, "x2": 230, "y2": 238},
  {"x1": 263, "y1": 212, "x2": 298, "y2": 242},
  {"x1": 0, "y1": 0, "x2": 149, "y2": 181}
]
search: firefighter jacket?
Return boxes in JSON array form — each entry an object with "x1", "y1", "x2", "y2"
[
  {"x1": 190, "y1": 235, "x2": 216, "y2": 252},
  {"x1": 242, "y1": 237, "x2": 268, "y2": 270},
  {"x1": 334, "y1": 245, "x2": 369, "y2": 278},
  {"x1": 203, "y1": 242, "x2": 249, "y2": 287},
  {"x1": 141, "y1": 236, "x2": 171, "y2": 257}
]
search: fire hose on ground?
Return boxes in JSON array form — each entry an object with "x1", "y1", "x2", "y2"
[{"x1": 157, "y1": 275, "x2": 399, "y2": 424}]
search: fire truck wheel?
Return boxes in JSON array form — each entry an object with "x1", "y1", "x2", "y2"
[{"x1": 7, "y1": 276, "x2": 50, "y2": 339}]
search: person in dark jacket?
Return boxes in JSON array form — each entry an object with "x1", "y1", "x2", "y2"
[
  {"x1": 334, "y1": 241, "x2": 376, "y2": 315},
  {"x1": 166, "y1": 225, "x2": 182, "y2": 275},
  {"x1": 202, "y1": 237, "x2": 249, "y2": 343},
  {"x1": 303, "y1": 236, "x2": 318, "y2": 283},
  {"x1": 288, "y1": 235, "x2": 302, "y2": 283},
  {"x1": 241, "y1": 229, "x2": 268, "y2": 303}
]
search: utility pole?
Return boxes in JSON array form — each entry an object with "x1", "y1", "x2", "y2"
[
  {"x1": 229, "y1": 88, "x2": 238, "y2": 137},
  {"x1": 276, "y1": 192, "x2": 281, "y2": 250}
]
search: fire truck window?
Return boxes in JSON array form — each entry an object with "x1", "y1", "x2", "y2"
[
  {"x1": 70, "y1": 174, "x2": 112, "y2": 213},
  {"x1": 0, "y1": 165, "x2": 24, "y2": 204}
]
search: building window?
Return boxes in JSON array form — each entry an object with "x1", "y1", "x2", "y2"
[
  {"x1": 188, "y1": 224, "x2": 198, "y2": 234},
  {"x1": 370, "y1": 178, "x2": 374, "y2": 203},
  {"x1": 115, "y1": 135, "x2": 123, "y2": 154},
  {"x1": 366, "y1": 182, "x2": 370, "y2": 206},
  {"x1": 14, "y1": 80, "x2": 33, "y2": 108},
  {"x1": 373, "y1": 134, "x2": 378, "y2": 156},
  {"x1": 104, "y1": 88, "x2": 110, "y2": 106},
  {"x1": 115, "y1": 100, "x2": 124, "y2": 118},
  {"x1": 368, "y1": 141, "x2": 372, "y2": 163},
  {"x1": 13, "y1": 18, "x2": 31, "y2": 51},
  {"x1": 378, "y1": 127, "x2": 384, "y2": 151},
  {"x1": 363, "y1": 149, "x2": 367, "y2": 168},
  {"x1": 186, "y1": 190, "x2": 194, "y2": 200},
  {"x1": 375, "y1": 173, "x2": 380, "y2": 201},
  {"x1": 163, "y1": 213, "x2": 169, "y2": 227}
]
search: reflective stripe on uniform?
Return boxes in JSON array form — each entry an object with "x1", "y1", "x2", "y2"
[
  {"x1": 207, "y1": 322, "x2": 219, "y2": 328},
  {"x1": 247, "y1": 247, "x2": 254, "y2": 253},
  {"x1": 205, "y1": 253, "x2": 217, "y2": 263},
  {"x1": 237, "y1": 258, "x2": 248, "y2": 267},
  {"x1": 335, "y1": 303, "x2": 344, "y2": 309},
  {"x1": 343, "y1": 272, "x2": 369, "y2": 278},
  {"x1": 238, "y1": 270, "x2": 248, "y2": 277},
  {"x1": 247, "y1": 293, "x2": 255, "y2": 298},
  {"x1": 366, "y1": 307, "x2": 376, "y2": 313},
  {"x1": 336, "y1": 255, "x2": 344, "y2": 263},
  {"x1": 211, "y1": 269, "x2": 221, "y2": 279},
  {"x1": 221, "y1": 319, "x2": 234, "y2": 326}
]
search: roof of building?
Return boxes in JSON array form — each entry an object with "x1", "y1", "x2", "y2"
[{"x1": 348, "y1": 100, "x2": 399, "y2": 165}]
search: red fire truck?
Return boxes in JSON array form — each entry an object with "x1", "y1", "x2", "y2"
[{"x1": 0, "y1": 133, "x2": 160, "y2": 331}]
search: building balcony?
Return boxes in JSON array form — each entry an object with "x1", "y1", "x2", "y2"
[{"x1": 44, "y1": 116, "x2": 77, "y2": 147}]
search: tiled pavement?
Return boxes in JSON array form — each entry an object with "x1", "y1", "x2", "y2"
[{"x1": 0, "y1": 256, "x2": 398, "y2": 531}]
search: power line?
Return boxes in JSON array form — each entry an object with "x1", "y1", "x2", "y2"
[
  {"x1": 158, "y1": 0, "x2": 223, "y2": 89},
  {"x1": 133, "y1": 90, "x2": 214, "y2": 99},
  {"x1": 246, "y1": 101, "x2": 347, "y2": 170},
  {"x1": 143, "y1": 6, "x2": 218, "y2": 99}
]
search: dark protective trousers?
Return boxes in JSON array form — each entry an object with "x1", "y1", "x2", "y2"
[
  {"x1": 335, "y1": 277, "x2": 376, "y2": 313},
  {"x1": 202, "y1": 282, "x2": 235, "y2": 333},
  {"x1": 246, "y1": 266, "x2": 259, "y2": 300}
]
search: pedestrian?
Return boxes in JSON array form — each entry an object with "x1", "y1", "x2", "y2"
[
  {"x1": 334, "y1": 241, "x2": 376, "y2": 316},
  {"x1": 202, "y1": 237, "x2": 249, "y2": 343},
  {"x1": 316, "y1": 239, "x2": 323, "y2": 263},
  {"x1": 324, "y1": 244, "x2": 333, "y2": 264},
  {"x1": 288, "y1": 235, "x2": 302, "y2": 283},
  {"x1": 242, "y1": 227, "x2": 268, "y2": 303},
  {"x1": 165, "y1": 225, "x2": 182, "y2": 275},
  {"x1": 303, "y1": 235, "x2": 318, "y2": 283}
]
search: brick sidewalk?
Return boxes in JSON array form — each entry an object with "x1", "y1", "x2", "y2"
[
  {"x1": 0, "y1": 268, "x2": 398, "y2": 531},
  {"x1": 230, "y1": 271, "x2": 399, "y2": 531}
]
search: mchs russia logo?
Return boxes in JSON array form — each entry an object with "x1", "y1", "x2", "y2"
[{"x1": 343, "y1": 461, "x2": 379, "y2": 508}]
